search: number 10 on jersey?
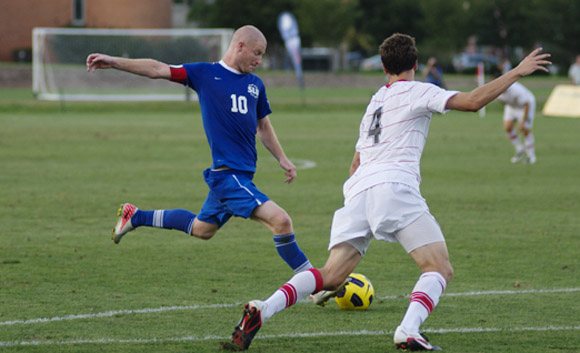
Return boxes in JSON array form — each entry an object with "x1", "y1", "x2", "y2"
[{"x1": 230, "y1": 94, "x2": 248, "y2": 114}]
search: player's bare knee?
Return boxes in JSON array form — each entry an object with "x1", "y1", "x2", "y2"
[{"x1": 272, "y1": 212, "x2": 293, "y2": 234}]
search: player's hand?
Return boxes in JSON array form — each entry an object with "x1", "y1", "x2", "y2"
[
  {"x1": 514, "y1": 48, "x2": 551, "y2": 77},
  {"x1": 279, "y1": 158, "x2": 297, "y2": 184},
  {"x1": 86, "y1": 53, "x2": 115, "y2": 72}
]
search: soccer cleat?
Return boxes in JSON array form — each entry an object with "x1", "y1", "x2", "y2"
[
  {"x1": 510, "y1": 149, "x2": 526, "y2": 163},
  {"x1": 394, "y1": 326, "x2": 442, "y2": 351},
  {"x1": 310, "y1": 279, "x2": 348, "y2": 306},
  {"x1": 220, "y1": 301, "x2": 264, "y2": 351},
  {"x1": 112, "y1": 203, "x2": 138, "y2": 244}
]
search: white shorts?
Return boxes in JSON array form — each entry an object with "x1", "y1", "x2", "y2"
[
  {"x1": 328, "y1": 182, "x2": 445, "y2": 256},
  {"x1": 503, "y1": 102, "x2": 535, "y2": 130}
]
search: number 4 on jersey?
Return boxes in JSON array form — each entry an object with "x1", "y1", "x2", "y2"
[{"x1": 368, "y1": 107, "x2": 382, "y2": 144}]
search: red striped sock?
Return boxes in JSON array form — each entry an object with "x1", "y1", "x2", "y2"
[
  {"x1": 400, "y1": 272, "x2": 447, "y2": 333},
  {"x1": 262, "y1": 268, "x2": 323, "y2": 322}
]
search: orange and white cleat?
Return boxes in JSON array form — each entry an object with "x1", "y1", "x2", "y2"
[{"x1": 112, "y1": 203, "x2": 138, "y2": 244}]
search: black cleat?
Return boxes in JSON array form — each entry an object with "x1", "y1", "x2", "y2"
[{"x1": 220, "y1": 301, "x2": 263, "y2": 351}]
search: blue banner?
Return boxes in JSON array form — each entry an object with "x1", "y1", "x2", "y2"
[{"x1": 277, "y1": 12, "x2": 304, "y2": 89}]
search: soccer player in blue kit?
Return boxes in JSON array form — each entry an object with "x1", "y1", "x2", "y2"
[{"x1": 86, "y1": 25, "x2": 312, "y2": 274}]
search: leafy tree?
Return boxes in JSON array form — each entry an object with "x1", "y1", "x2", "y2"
[
  {"x1": 188, "y1": 0, "x2": 295, "y2": 45},
  {"x1": 187, "y1": 0, "x2": 580, "y2": 72},
  {"x1": 356, "y1": 0, "x2": 425, "y2": 55},
  {"x1": 293, "y1": 0, "x2": 359, "y2": 47}
]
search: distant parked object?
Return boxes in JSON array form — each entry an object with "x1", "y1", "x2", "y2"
[
  {"x1": 452, "y1": 52, "x2": 500, "y2": 73},
  {"x1": 359, "y1": 55, "x2": 383, "y2": 71}
]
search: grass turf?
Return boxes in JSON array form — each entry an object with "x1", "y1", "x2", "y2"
[{"x1": 0, "y1": 75, "x2": 579, "y2": 352}]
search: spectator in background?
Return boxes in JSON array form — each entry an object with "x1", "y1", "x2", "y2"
[
  {"x1": 568, "y1": 55, "x2": 580, "y2": 85},
  {"x1": 423, "y1": 57, "x2": 445, "y2": 88}
]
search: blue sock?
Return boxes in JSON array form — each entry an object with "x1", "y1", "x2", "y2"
[
  {"x1": 131, "y1": 209, "x2": 196, "y2": 235},
  {"x1": 273, "y1": 234, "x2": 312, "y2": 273}
]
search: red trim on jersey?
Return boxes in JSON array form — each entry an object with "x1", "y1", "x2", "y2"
[
  {"x1": 386, "y1": 79, "x2": 408, "y2": 88},
  {"x1": 308, "y1": 268, "x2": 324, "y2": 294},
  {"x1": 170, "y1": 66, "x2": 187, "y2": 83}
]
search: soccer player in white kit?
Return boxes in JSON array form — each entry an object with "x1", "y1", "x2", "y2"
[
  {"x1": 496, "y1": 81, "x2": 537, "y2": 164},
  {"x1": 222, "y1": 34, "x2": 551, "y2": 351}
]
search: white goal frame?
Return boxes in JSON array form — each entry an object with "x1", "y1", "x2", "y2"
[{"x1": 32, "y1": 27, "x2": 233, "y2": 101}]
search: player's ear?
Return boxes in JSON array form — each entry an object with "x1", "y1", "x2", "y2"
[
  {"x1": 382, "y1": 64, "x2": 388, "y2": 75},
  {"x1": 414, "y1": 60, "x2": 418, "y2": 71}
]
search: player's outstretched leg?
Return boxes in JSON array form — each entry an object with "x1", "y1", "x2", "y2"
[
  {"x1": 394, "y1": 326, "x2": 441, "y2": 351},
  {"x1": 112, "y1": 203, "x2": 138, "y2": 244},
  {"x1": 112, "y1": 204, "x2": 197, "y2": 244},
  {"x1": 220, "y1": 301, "x2": 265, "y2": 351}
]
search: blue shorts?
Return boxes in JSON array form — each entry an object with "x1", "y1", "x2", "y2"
[{"x1": 197, "y1": 168, "x2": 270, "y2": 227}]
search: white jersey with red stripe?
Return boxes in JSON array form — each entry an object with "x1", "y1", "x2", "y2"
[
  {"x1": 343, "y1": 80, "x2": 458, "y2": 203},
  {"x1": 496, "y1": 81, "x2": 535, "y2": 108}
]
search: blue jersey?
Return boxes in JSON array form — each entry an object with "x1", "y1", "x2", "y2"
[{"x1": 175, "y1": 61, "x2": 272, "y2": 172}]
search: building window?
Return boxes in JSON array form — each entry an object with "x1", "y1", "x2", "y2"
[{"x1": 72, "y1": 0, "x2": 85, "y2": 26}]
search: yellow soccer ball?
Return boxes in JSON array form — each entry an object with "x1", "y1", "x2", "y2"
[{"x1": 335, "y1": 273, "x2": 375, "y2": 310}]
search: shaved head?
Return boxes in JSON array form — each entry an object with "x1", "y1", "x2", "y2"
[
  {"x1": 230, "y1": 25, "x2": 267, "y2": 50},
  {"x1": 223, "y1": 25, "x2": 267, "y2": 74}
]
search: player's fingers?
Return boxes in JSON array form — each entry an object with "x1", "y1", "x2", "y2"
[
  {"x1": 527, "y1": 47, "x2": 543, "y2": 57},
  {"x1": 284, "y1": 170, "x2": 296, "y2": 183},
  {"x1": 86, "y1": 57, "x2": 94, "y2": 71},
  {"x1": 535, "y1": 53, "x2": 551, "y2": 59},
  {"x1": 537, "y1": 59, "x2": 552, "y2": 66}
]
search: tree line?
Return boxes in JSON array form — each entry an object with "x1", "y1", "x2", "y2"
[{"x1": 187, "y1": 0, "x2": 579, "y2": 73}]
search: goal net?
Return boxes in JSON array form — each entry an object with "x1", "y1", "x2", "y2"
[{"x1": 32, "y1": 27, "x2": 233, "y2": 101}]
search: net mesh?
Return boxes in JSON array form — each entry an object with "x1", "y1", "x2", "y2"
[{"x1": 33, "y1": 28, "x2": 233, "y2": 101}]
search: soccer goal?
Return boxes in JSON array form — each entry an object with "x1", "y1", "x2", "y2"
[{"x1": 32, "y1": 27, "x2": 233, "y2": 101}]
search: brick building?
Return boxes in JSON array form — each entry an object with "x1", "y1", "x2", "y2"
[{"x1": 0, "y1": 0, "x2": 173, "y2": 62}]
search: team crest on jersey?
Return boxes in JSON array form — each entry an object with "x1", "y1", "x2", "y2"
[{"x1": 247, "y1": 84, "x2": 260, "y2": 98}]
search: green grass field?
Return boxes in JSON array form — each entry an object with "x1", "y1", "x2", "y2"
[{"x1": 1, "y1": 75, "x2": 579, "y2": 353}]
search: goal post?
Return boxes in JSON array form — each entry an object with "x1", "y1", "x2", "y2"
[{"x1": 32, "y1": 27, "x2": 233, "y2": 101}]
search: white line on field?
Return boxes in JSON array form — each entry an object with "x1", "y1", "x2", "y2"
[
  {"x1": 292, "y1": 158, "x2": 317, "y2": 170},
  {"x1": 1, "y1": 287, "x2": 578, "y2": 327},
  {"x1": 0, "y1": 303, "x2": 243, "y2": 327},
  {"x1": 1, "y1": 325, "x2": 580, "y2": 347},
  {"x1": 375, "y1": 286, "x2": 580, "y2": 300}
]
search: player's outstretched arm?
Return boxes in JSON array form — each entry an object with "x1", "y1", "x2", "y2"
[
  {"x1": 257, "y1": 117, "x2": 297, "y2": 184},
  {"x1": 446, "y1": 48, "x2": 551, "y2": 112},
  {"x1": 86, "y1": 53, "x2": 171, "y2": 80}
]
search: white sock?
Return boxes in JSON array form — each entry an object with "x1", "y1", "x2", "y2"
[
  {"x1": 525, "y1": 133, "x2": 535, "y2": 156},
  {"x1": 261, "y1": 269, "x2": 323, "y2": 322},
  {"x1": 399, "y1": 272, "x2": 447, "y2": 333},
  {"x1": 507, "y1": 131, "x2": 523, "y2": 152}
]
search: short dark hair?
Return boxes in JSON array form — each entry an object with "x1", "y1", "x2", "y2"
[{"x1": 379, "y1": 33, "x2": 418, "y2": 75}]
